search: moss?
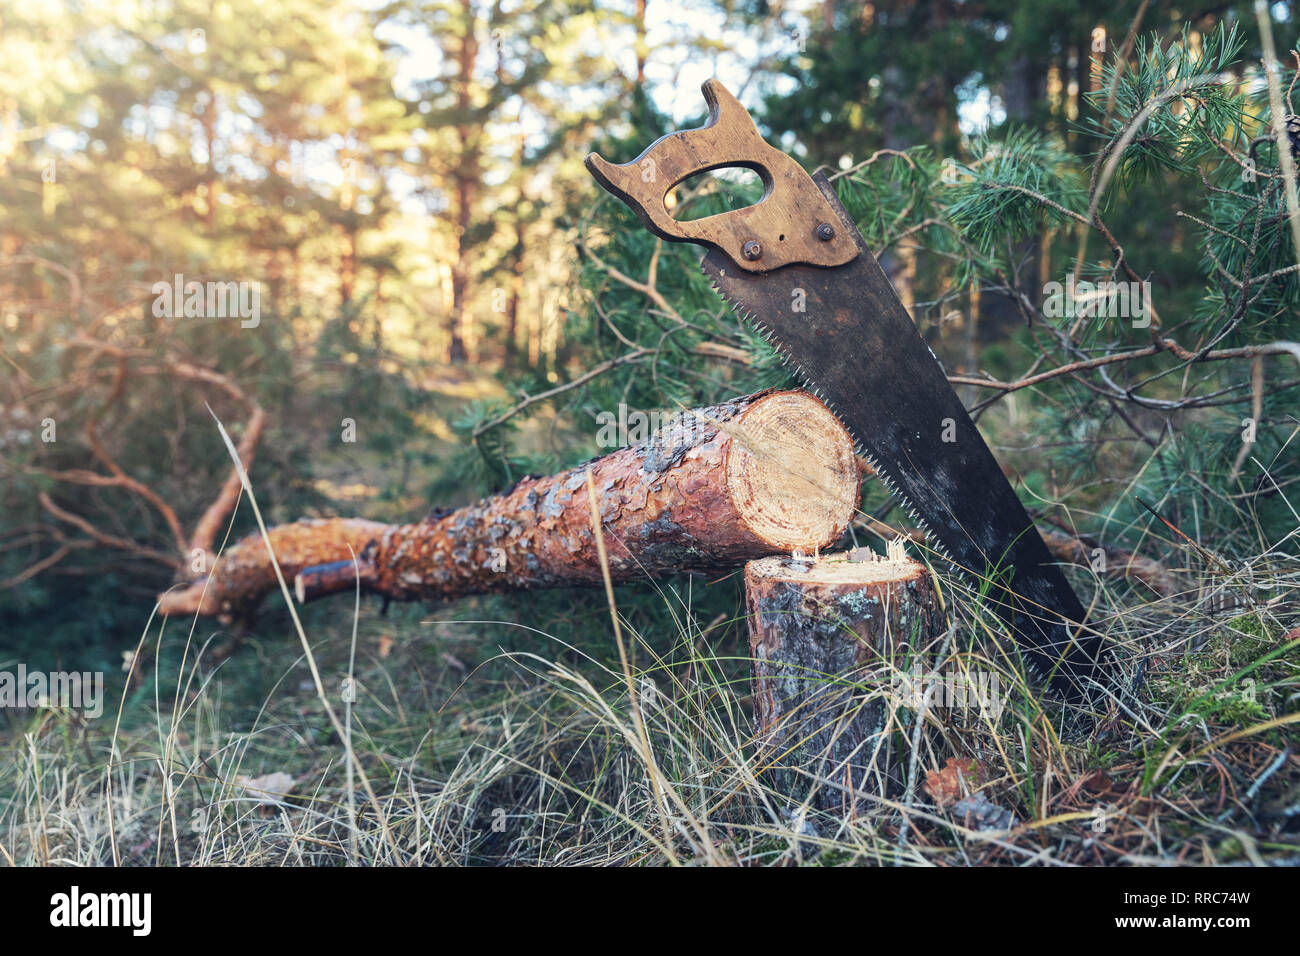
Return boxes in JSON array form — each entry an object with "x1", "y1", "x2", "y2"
[
  {"x1": 1147, "y1": 611, "x2": 1284, "y2": 713},
  {"x1": 1214, "y1": 835, "x2": 1246, "y2": 862},
  {"x1": 1224, "y1": 612, "x2": 1271, "y2": 668},
  {"x1": 1208, "y1": 692, "x2": 1269, "y2": 726},
  {"x1": 812, "y1": 847, "x2": 857, "y2": 866}
]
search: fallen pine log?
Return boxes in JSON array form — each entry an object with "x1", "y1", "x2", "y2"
[{"x1": 159, "y1": 388, "x2": 860, "y2": 620}]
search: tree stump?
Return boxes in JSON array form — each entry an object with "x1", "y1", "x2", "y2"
[{"x1": 745, "y1": 545, "x2": 945, "y2": 815}]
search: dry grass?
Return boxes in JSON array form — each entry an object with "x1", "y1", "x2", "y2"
[
  {"x1": 1, "y1": 545, "x2": 1297, "y2": 866},
  {"x1": 2, "y1": 435, "x2": 1298, "y2": 867}
]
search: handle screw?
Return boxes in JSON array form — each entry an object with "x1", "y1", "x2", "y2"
[
  {"x1": 742, "y1": 240, "x2": 762, "y2": 261},
  {"x1": 815, "y1": 222, "x2": 835, "y2": 241}
]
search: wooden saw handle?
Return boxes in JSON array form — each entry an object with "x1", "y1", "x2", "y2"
[{"x1": 585, "y1": 80, "x2": 859, "y2": 274}]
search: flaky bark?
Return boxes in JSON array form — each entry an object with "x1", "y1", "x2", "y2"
[
  {"x1": 746, "y1": 549, "x2": 944, "y2": 814},
  {"x1": 159, "y1": 389, "x2": 859, "y2": 620}
]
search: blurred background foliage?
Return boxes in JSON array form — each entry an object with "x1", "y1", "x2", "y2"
[{"x1": 1, "y1": 0, "x2": 1298, "y2": 686}]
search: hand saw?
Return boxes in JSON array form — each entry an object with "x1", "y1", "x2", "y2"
[{"x1": 586, "y1": 80, "x2": 1104, "y2": 701}]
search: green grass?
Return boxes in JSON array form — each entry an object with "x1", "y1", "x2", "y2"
[
  {"x1": 1, "y1": 403, "x2": 1297, "y2": 867},
  {"x1": 2, "y1": 533, "x2": 1296, "y2": 866}
]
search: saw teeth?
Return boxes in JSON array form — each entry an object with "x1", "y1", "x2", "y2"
[
  {"x1": 705, "y1": 265, "x2": 1075, "y2": 697},
  {"x1": 708, "y1": 266, "x2": 958, "y2": 569}
]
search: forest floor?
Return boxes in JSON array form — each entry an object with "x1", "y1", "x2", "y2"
[
  {"x1": 2, "y1": 379, "x2": 1298, "y2": 866},
  {"x1": 2, "y1": 533, "x2": 1297, "y2": 866}
]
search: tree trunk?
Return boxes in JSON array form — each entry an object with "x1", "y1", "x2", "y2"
[
  {"x1": 634, "y1": 0, "x2": 648, "y2": 85},
  {"x1": 447, "y1": 0, "x2": 480, "y2": 364},
  {"x1": 745, "y1": 547, "x2": 944, "y2": 815},
  {"x1": 159, "y1": 389, "x2": 859, "y2": 620}
]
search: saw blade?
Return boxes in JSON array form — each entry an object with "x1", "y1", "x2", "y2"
[{"x1": 703, "y1": 174, "x2": 1102, "y2": 699}]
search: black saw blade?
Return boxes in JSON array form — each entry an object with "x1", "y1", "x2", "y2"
[{"x1": 703, "y1": 174, "x2": 1102, "y2": 700}]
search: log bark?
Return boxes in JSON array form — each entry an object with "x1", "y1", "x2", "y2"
[
  {"x1": 159, "y1": 389, "x2": 859, "y2": 620},
  {"x1": 745, "y1": 547, "x2": 945, "y2": 815}
]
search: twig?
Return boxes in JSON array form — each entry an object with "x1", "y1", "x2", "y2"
[{"x1": 471, "y1": 347, "x2": 652, "y2": 437}]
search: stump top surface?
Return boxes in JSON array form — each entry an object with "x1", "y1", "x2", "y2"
[{"x1": 746, "y1": 551, "x2": 925, "y2": 585}]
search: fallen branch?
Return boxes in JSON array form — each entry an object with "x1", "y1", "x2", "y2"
[
  {"x1": 24, "y1": 338, "x2": 268, "y2": 572},
  {"x1": 1039, "y1": 527, "x2": 1179, "y2": 598}
]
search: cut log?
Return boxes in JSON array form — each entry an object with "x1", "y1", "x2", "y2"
[
  {"x1": 159, "y1": 388, "x2": 859, "y2": 620},
  {"x1": 745, "y1": 545, "x2": 944, "y2": 815}
]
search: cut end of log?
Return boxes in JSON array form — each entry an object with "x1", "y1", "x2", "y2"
[{"x1": 725, "y1": 391, "x2": 858, "y2": 551}]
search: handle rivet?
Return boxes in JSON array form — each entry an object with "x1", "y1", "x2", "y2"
[
  {"x1": 742, "y1": 240, "x2": 762, "y2": 261},
  {"x1": 816, "y1": 222, "x2": 835, "y2": 241}
]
